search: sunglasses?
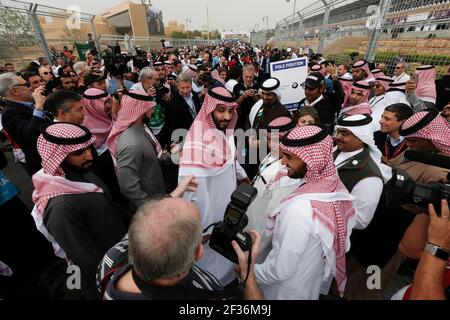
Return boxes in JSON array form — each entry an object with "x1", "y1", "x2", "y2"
[{"x1": 395, "y1": 67, "x2": 402, "y2": 69}]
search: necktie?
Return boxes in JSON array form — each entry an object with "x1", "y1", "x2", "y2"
[{"x1": 186, "y1": 97, "x2": 196, "y2": 119}]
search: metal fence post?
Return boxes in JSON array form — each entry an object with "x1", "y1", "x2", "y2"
[
  {"x1": 274, "y1": 23, "x2": 279, "y2": 48},
  {"x1": 297, "y1": 12, "x2": 303, "y2": 50},
  {"x1": 317, "y1": 0, "x2": 331, "y2": 53},
  {"x1": 90, "y1": 16, "x2": 100, "y2": 52},
  {"x1": 124, "y1": 34, "x2": 133, "y2": 54},
  {"x1": 365, "y1": 0, "x2": 392, "y2": 62},
  {"x1": 28, "y1": 3, "x2": 51, "y2": 61}
]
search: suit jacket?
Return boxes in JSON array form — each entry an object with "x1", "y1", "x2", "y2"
[
  {"x1": 116, "y1": 123, "x2": 166, "y2": 209},
  {"x1": 296, "y1": 96, "x2": 338, "y2": 133},
  {"x1": 261, "y1": 57, "x2": 271, "y2": 74},
  {"x1": 1, "y1": 99, "x2": 52, "y2": 175},
  {"x1": 160, "y1": 91, "x2": 201, "y2": 147}
]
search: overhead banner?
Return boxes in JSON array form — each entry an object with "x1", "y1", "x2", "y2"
[{"x1": 270, "y1": 57, "x2": 308, "y2": 112}]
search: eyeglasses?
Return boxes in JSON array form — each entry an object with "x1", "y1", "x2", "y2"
[
  {"x1": 12, "y1": 82, "x2": 30, "y2": 88},
  {"x1": 395, "y1": 67, "x2": 402, "y2": 69},
  {"x1": 42, "y1": 71, "x2": 52, "y2": 76}
]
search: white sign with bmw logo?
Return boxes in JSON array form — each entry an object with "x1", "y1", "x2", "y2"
[{"x1": 270, "y1": 57, "x2": 308, "y2": 112}]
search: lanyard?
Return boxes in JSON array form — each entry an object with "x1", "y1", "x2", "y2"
[
  {"x1": 385, "y1": 138, "x2": 406, "y2": 160},
  {"x1": 252, "y1": 156, "x2": 279, "y2": 185}
]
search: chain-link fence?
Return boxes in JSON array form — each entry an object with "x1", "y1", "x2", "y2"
[
  {"x1": 0, "y1": 0, "x2": 44, "y2": 69},
  {"x1": 0, "y1": 0, "x2": 218, "y2": 70},
  {"x1": 97, "y1": 34, "x2": 216, "y2": 54},
  {"x1": 275, "y1": 0, "x2": 450, "y2": 77},
  {"x1": 250, "y1": 29, "x2": 274, "y2": 47},
  {"x1": 0, "y1": 0, "x2": 96, "y2": 69}
]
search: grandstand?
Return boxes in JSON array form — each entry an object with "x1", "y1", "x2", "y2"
[{"x1": 273, "y1": 0, "x2": 450, "y2": 77}]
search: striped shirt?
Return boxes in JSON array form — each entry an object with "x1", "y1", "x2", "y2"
[{"x1": 96, "y1": 237, "x2": 223, "y2": 300}]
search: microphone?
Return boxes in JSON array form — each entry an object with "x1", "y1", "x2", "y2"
[{"x1": 404, "y1": 150, "x2": 450, "y2": 170}]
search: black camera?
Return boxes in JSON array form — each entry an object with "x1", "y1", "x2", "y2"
[
  {"x1": 209, "y1": 183, "x2": 257, "y2": 263},
  {"x1": 42, "y1": 79, "x2": 58, "y2": 96},
  {"x1": 100, "y1": 47, "x2": 130, "y2": 78},
  {"x1": 154, "y1": 83, "x2": 169, "y2": 98},
  {"x1": 386, "y1": 169, "x2": 449, "y2": 215}
]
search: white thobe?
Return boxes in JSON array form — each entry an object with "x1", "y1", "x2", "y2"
[
  {"x1": 180, "y1": 135, "x2": 247, "y2": 286},
  {"x1": 245, "y1": 154, "x2": 302, "y2": 262},
  {"x1": 255, "y1": 191, "x2": 356, "y2": 299},
  {"x1": 335, "y1": 149, "x2": 383, "y2": 230},
  {"x1": 392, "y1": 73, "x2": 410, "y2": 83},
  {"x1": 225, "y1": 79, "x2": 238, "y2": 93},
  {"x1": 191, "y1": 80, "x2": 203, "y2": 95},
  {"x1": 249, "y1": 99, "x2": 264, "y2": 128},
  {"x1": 369, "y1": 95, "x2": 386, "y2": 132},
  {"x1": 254, "y1": 199, "x2": 325, "y2": 300}
]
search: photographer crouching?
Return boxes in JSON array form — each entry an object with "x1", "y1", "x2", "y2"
[{"x1": 97, "y1": 197, "x2": 263, "y2": 300}]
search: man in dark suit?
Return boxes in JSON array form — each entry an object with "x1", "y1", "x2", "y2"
[
  {"x1": 160, "y1": 73, "x2": 201, "y2": 191},
  {"x1": 0, "y1": 73, "x2": 52, "y2": 175},
  {"x1": 295, "y1": 72, "x2": 339, "y2": 133},
  {"x1": 161, "y1": 73, "x2": 201, "y2": 147},
  {"x1": 260, "y1": 50, "x2": 273, "y2": 82}
]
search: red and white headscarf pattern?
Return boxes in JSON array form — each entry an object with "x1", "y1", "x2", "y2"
[
  {"x1": 37, "y1": 123, "x2": 96, "y2": 177},
  {"x1": 82, "y1": 88, "x2": 113, "y2": 150},
  {"x1": 182, "y1": 64, "x2": 198, "y2": 78},
  {"x1": 211, "y1": 69, "x2": 225, "y2": 85},
  {"x1": 106, "y1": 89, "x2": 157, "y2": 157},
  {"x1": 374, "y1": 76, "x2": 394, "y2": 92},
  {"x1": 32, "y1": 123, "x2": 102, "y2": 260},
  {"x1": 310, "y1": 64, "x2": 323, "y2": 75},
  {"x1": 267, "y1": 125, "x2": 356, "y2": 295},
  {"x1": 339, "y1": 77, "x2": 354, "y2": 107},
  {"x1": 401, "y1": 111, "x2": 450, "y2": 154},
  {"x1": 414, "y1": 65, "x2": 436, "y2": 104},
  {"x1": 179, "y1": 87, "x2": 238, "y2": 172},
  {"x1": 353, "y1": 60, "x2": 375, "y2": 82},
  {"x1": 341, "y1": 81, "x2": 372, "y2": 116},
  {"x1": 371, "y1": 68, "x2": 385, "y2": 79}
]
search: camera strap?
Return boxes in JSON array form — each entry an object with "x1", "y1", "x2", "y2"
[{"x1": 131, "y1": 269, "x2": 245, "y2": 300}]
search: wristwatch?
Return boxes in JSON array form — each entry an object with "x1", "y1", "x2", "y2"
[{"x1": 424, "y1": 242, "x2": 450, "y2": 261}]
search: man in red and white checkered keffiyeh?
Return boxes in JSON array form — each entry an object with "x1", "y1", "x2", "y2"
[
  {"x1": 340, "y1": 81, "x2": 373, "y2": 117},
  {"x1": 179, "y1": 87, "x2": 249, "y2": 286},
  {"x1": 352, "y1": 60, "x2": 375, "y2": 82},
  {"x1": 82, "y1": 88, "x2": 113, "y2": 152},
  {"x1": 254, "y1": 125, "x2": 356, "y2": 299},
  {"x1": 400, "y1": 110, "x2": 450, "y2": 154},
  {"x1": 31, "y1": 122, "x2": 101, "y2": 259},
  {"x1": 179, "y1": 86, "x2": 239, "y2": 173},
  {"x1": 107, "y1": 89, "x2": 159, "y2": 158}
]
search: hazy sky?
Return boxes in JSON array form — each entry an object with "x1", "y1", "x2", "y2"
[{"x1": 34, "y1": 0, "x2": 317, "y2": 31}]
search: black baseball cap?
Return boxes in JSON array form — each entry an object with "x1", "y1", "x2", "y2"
[{"x1": 302, "y1": 72, "x2": 325, "y2": 89}]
